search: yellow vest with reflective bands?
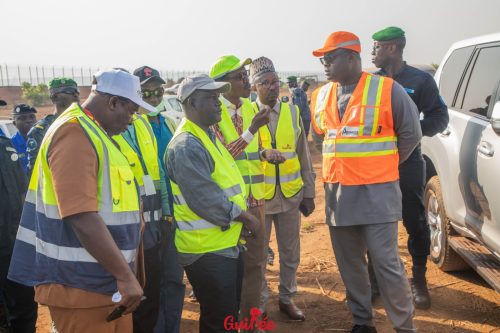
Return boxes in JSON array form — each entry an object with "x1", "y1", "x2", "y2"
[
  {"x1": 217, "y1": 98, "x2": 265, "y2": 200},
  {"x1": 253, "y1": 102, "x2": 304, "y2": 199},
  {"x1": 13, "y1": 103, "x2": 140, "y2": 293},
  {"x1": 113, "y1": 114, "x2": 162, "y2": 230},
  {"x1": 170, "y1": 118, "x2": 247, "y2": 254}
]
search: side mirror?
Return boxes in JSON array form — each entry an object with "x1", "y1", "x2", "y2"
[{"x1": 490, "y1": 101, "x2": 500, "y2": 134}]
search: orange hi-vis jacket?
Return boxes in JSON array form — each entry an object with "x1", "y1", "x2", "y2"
[{"x1": 311, "y1": 72, "x2": 399, "y2": 185}]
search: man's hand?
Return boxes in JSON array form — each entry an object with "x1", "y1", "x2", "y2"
[
  {"x1": 116, "y1": 275, "x2": 144, "y2": 315},
  {"x1": 299, "y1": 198, "x2": 315, "y2": 217},
  {"x1": 262, "y1": 149, "x2": 286, "y2": 164},
  {"x1": 235, "y1": 211, "x2": 260, "y2": 238},
  {"x1": 249, "y1": 106, "x2": 271, "y2": 134}
]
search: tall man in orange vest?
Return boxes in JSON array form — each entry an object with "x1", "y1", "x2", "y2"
[{"x1": 311, "y1": 31, "x2": 421, "y2": 333}]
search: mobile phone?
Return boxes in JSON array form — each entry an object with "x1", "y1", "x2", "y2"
[{"x1": 106, "y1": 305, "x2": 127, "y2": 322}]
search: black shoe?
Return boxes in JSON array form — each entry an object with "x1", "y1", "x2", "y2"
[
  {"x1": 351, "y1": 324, "x2": 377, "y2": 333},
  {"x1": 410, "y1": 278, "x2": 431, "y2": 309}
]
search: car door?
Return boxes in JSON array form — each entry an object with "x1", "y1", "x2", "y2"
[{"x1": 454, "y1": 44, "x2": 500, "y2": 254}]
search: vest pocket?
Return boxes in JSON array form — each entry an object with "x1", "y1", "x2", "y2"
[{"x1": 110, "y1": 166, "x2": 139, "y2": 212}]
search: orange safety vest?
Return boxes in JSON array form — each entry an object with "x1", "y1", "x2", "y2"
[{"x1": 313, "y1": 72, "x2": 399, "y2": 185}]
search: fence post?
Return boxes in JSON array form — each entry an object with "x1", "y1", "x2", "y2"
[
  {"x1": 6, "y1": 66, "x2": 10, "y2": 86},
  {"x1": 36, "y1": 66, "x2": 40, "y2": 84},
  {"x1": 29, "y1": 65, "x2": 33, "y2": 85},
  {"x1": 62, "y1": 67, "x2": 65, "y2": 77},
  {"x1": 52, "y1": 66, "x2": 55, "y2": 79},
  {"x1": 0, "y1": 65, "x2": 3, "y2": 86},
  {"x1": 71, "y1": 67, "x2": 75, "y2": 81},
  {"x1": 42, "y1": 66, "x2": 46, "y2": 84},
  {"x1": 18, "y1": 65, "x2": 22, "y2": 86},
  {"x1": 80, "y1": 67, "x2": 84, "y2": 86}
]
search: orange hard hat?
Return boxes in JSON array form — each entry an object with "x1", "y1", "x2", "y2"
[{"x1": 312, "y1": 31, "x2": 361, "y2": 57}]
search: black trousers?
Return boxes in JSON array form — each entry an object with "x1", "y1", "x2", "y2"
[
  {"x1": 0, "y1": 255, "x2": 37, "y2": 333},
  {"x1": 399, "y1": 148, "x2": 430, "y2": 270},
  {"x1": 184, "y1": 253, "x2": 243, "y2": 333},
  {"x1": 133, "y1": 244, "x2": 162, "y2": 333}
]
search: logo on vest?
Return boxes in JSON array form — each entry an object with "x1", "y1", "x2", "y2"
[{"x1": 340, "y1": 126, "x2": 359, "y2": 137}]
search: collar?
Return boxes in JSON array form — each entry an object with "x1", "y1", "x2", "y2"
[
  {"x1": 378, "y1": 61, "x2": 408, "y2": 78},
  {"x1": 256, "y1": 98, "x2": 280, "y2": 113}
]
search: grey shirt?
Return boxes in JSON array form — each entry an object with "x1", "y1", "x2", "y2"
[
  {"x1": 312, "y1": 79, "x2": 422, "y2": 226},
  {"x1": 256, "y1": 99, "x2": 316, "y2": 215},
  {"x1": 166, "y1": 129, "x2": 243, "y2": 266}
]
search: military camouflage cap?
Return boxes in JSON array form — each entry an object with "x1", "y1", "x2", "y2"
[
  {"x1": 48, "y1": 77, "x2": 79, "y2": 95},
  {"x1": 372, "y1": 26, "x2": 405, "y2": 41}
]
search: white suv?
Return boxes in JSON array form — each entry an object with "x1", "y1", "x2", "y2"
[{"x1": 421, "y1": 32, "x2": 500, "y2": 291}]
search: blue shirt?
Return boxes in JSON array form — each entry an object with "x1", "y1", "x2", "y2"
[
  {"x1": 148, "y1": 114, "x2": 174, "y2": 212},
  {"x1": 11, "y1": 132, "x2": 28, "y2": 174}
]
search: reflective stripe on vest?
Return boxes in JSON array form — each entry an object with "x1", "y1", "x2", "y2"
[
  {"x1": 217, "y1": 98, "x2": 265, "y2": 200},
  {"x1": 317, "y1": 73, "x2": 399, "y2": 185},
  {"x1": 7, "y1": 103, "x2": 140, "y2": 294},
  {"x1": 256, "y1": 102, "x2": 304, "y2": 199},
  {"x1": 169, "y1": 118, "x2": 247, "y2": 254}
]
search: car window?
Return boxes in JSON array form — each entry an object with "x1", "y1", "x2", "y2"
[
  {"x1": 439, "y1": 46, "x2": 474, "y2": 106},
  {"x1": 460, "y1": 46, "x2": 500, "y2": 118},
  {"x1": 167, "y1": 98, "x2": 182, "y2": 113}
]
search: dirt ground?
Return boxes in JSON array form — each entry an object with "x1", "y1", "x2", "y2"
[
  {"x1": 29, "y1": 138, "x2": 498, "y2": 333},
  {"x1": 3, "y1": 102, "x2": 498, "y2": 333}
]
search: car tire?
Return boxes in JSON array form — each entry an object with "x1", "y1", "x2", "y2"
[{"x1": 425, "y1": 175, "x2": 469, "y2": 272}]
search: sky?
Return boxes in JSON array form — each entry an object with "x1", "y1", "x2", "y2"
[{"x1": 2, "y1": 0, "x2": 500, "y2": 74}]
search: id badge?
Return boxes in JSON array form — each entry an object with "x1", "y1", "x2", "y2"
[{"x1": 142, "y1": 175, "x2": 156, "y2": 196}]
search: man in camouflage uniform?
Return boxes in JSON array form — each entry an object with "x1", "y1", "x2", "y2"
[{"x1": 26, "y1": 78, "x2": 79, "y2": 175}]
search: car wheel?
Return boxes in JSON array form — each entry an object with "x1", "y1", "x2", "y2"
[{"x1": 425, "y1": 176, "x2": 469, "y2": 271}]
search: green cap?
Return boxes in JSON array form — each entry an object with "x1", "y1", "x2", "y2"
[
  {"x1": 48, "y1": 77, "x2": 79, "y2": 94},
  {"x1": 372, "y1": 26, "x2": 405, "y2": 41},
  {"x1": 209, "y1": 55, "x2": 252, "y2": 79},
  {"x1": 287, "y1": 76, "x2": 298, "y2": 83}
]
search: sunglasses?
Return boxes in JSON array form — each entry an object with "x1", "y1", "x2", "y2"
[{"x1": 142, "y1": 87, "x2": 164, "y2": 98}]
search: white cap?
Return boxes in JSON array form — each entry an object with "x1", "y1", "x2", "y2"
[{"x1": 92, "y1": 69, "x2": 156, "y2": 113}]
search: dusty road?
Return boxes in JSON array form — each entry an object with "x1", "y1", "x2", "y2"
[{"x1": 4, "y1": 105, "x2": 498, "y2": 332}]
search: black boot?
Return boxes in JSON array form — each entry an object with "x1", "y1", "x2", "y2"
[
  {"x1": 411, "y1": 265, "x2": 431, "y2": 309},
  {"x1": 351, "y1": 324, "x2": 377, "y2": 333}
]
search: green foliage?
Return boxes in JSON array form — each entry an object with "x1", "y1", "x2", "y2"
[{"x1": 21, "y1": 82, "x2": 49, "y2": 106}]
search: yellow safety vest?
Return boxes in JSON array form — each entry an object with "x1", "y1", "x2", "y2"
[
  {"x1": 217, "y1": 98, "x2": 265, "y2": 200},
  {"x1": 170, "y1": 118, "x2": 247, "y2": 254},
  {"x1": 253, "y1": 102, "x2": 304, "y2": 199},
  {"x1": 12, "y1": 103, "x2": 140, "y2": 293},
  {"x1": 113, "y1": 114, "x2": 163, "y2": 248}
]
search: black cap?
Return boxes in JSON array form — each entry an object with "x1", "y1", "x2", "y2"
[
  {"x1": 12, "y1": 103, "x2": 37, "y2": 116},
  {"x1": 133, "y1": 66, "x2": 166, "y2": 85},
  {"x1": 0, "y1": 100, "x2": 6, "y2": 106}
]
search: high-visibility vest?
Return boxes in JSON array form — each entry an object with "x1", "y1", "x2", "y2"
[
  {"x1": 113, "y1": 114, "x2": 162, "y2": 249},
  {"x1": 217, "y1": 98, "x2": 265, "y2": 200},
  {"x1": 170, "y1": 118, "x2": 247, "y2": 254},
  {"x1": 253, "y1": 102, "x2": 304, "y2": 199},
  {"x1": 8, "y1": 103, "x2": 140, "y2": 294},
  {"x1": 313, "y1": 72, "x2": 399, "y2": 185}
]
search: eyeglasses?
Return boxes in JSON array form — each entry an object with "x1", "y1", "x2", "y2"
[
  {"x1": 319, "y1": 53, "x2": 337, "y2": 66},
  {"x1": 142, "y1": 87, "x2": 164, "y2": 98},
  {"x1": 256, "y1": 79, "x2": 280, "y2": 88}
]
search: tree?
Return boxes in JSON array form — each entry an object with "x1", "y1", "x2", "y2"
[{"x1": 21, "y1": 82, "x2": 49, "y2": 106}]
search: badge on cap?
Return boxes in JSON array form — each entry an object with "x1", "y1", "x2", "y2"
[
  {"x1": 15, "y1": 107, "x2": 20, "y2": 114},
  {"x1": 11, "y1": 153, "x2": 19, "y2": 161},
  {"x1": 144, "y1": 68, "x2": 152, "y2": 77}
]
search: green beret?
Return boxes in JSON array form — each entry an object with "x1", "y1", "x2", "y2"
[
  {"x1": 372, "y1": 26, "x2": 405, "y2": 41},
  {"x1": 287, "y1": 76, "x2": 298, "y2": 82},
  {"x1": 48, "y1": 77, "x2": 78, "y2": 94}
]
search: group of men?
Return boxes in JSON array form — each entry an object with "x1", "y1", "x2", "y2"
[{"x1": 0, "y1": 25, "x2": 448, "y2": 333}]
